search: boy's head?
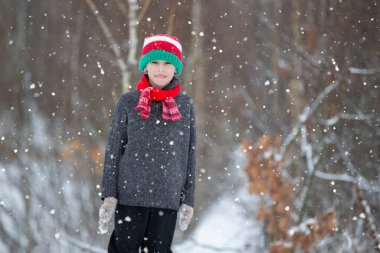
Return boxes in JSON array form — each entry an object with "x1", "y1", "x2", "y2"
[{"x1": 139, "y1": 34, "x2": 183, "y2": 75}]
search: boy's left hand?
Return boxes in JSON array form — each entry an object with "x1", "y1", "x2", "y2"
[
  {"x1": 178, "y1": 204, "x2": 194, "y2": 231},
  {"x1": 98, "y1": 197, "x2": 118, "y2": 234}
]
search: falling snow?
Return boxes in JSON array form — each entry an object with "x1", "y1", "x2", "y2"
[{"x1": 1, "y1": 0, "x2": 379, "y2": 252}]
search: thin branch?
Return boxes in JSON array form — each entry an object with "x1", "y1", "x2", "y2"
[
  {"x1": 137, "y1": 0, "x2": 151, "y2": 23},
  {"x1": 332, "y1": 134, "x2": 380, "y2": 192},
  {"x1": 253, "y1": 10, "x2": 320, "y2": 70},
  {"x1": 355, "y1": 184, "x2": 380, "y2": 252},
  {"x1": 276, "y1": 81, "x2": 339, "y2": 160},
  {"x1": 238, "y1": 86, "x2": 270, "y2": 133},
  {"x1": 349, "y1": 67, "x2": 380, "y2": 75},
  {"x1": 84, "y1": 0, "x2": 129, "y2": 91},
  {"x1": 333, "y1": 135, "x2": 358, "y2": 179},
  {"x1": 318, "y1": 113, "x2": 375, "y2": 126},
  {"x1": 114, "y1": 0, "x2": 129, "y2": 19},
  {"x1": 297, "y1": 125, "x2": 319, "y2": 223},
  {"x1": 314, "y1": 170, "x2": 380, "y2": 193},
  {"x1": 166, "y1": 2, "x2": 176, "y2": 35}
]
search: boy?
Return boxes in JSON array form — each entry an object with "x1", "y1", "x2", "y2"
[{"x1": 99, "y1": 34, "x2": 196, "y2": 253}]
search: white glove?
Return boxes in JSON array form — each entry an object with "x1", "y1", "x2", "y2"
[
  {"x1": 178, "y1": 204, "x2": 194, "y2": 231},
  {"x1": 98, "y1": 197, "x2": 118, "y2": 234}
]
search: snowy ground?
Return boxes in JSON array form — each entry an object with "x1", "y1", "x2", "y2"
[
  {"x1": 174, "y1": 187, "x2": 265, "y2": 253},
  {"x1": 57, "y1": 186, "x2": 265, "y2": 253}
]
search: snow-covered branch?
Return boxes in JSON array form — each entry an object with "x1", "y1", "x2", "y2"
[
  {"x1": 319, "y1": 113, "x2": 375, "y2": 126},
  {"x1": 349, "y1": 67, "x2": 380, "y2": 75},
  {"x1": 313, "y1": 133, "x2": 380, "y2": 193},
  {"x1": 314, "y1": 170, "x2": 380, "y2": 193},
  {"x1": 296, "y1": 125, "x2": 320, "y2": 222},
  {"x1": 300, "y1": 126, "x2": 314, "y2": 174},
  {"x1": 277, "y1": 81, "x2": 339, "y2": 160}
]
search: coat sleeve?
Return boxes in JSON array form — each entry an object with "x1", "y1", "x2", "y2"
[
  {"x1": 100, "y1": 95, "x2": 128, "y2": 200},
  {"x1": 180, "y1": 102, "x2": 196, "y2": 207}
]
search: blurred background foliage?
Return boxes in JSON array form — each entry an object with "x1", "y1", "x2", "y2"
[{"x1": 0, "y1": 0, "x2": 379, "y2": 252}]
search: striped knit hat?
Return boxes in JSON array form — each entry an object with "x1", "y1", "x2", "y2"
[{"x1": 139, "y1": 34, "x2": 183, "y2": 75}]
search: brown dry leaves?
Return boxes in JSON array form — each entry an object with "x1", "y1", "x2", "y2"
[
  {"x1": 243, "y1": 135, "x2": 291, "y2": 240},
  {"x1": 60, "y1": 138, "x2": 104, "y2": 176},
  {"x1": 243, "y1": 135, "x2": 337, "y2": 252}
]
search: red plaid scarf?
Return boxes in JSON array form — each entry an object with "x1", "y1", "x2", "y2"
[{"x1": 135, "y1": 74, "x2": 182, "y2": 121}]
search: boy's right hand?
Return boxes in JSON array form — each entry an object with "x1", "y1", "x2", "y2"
[
  {"x1": 178, "y1": 204, "x2": 194, "y2": 231},
  {"x1": 98, "y1": 197, "x2": 118, "y2": 234}
]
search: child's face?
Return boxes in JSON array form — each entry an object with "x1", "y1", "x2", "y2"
[{"x1": 145, "y1": 60, "x2": 176, "y2": 89}]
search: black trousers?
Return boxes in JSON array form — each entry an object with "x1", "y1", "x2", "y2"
[{"x1": 107, "y1": 204, "x2": 177, "y2": 253}]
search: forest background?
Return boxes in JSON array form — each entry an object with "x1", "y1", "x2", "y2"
[{"x1": 0, "y1": 0, "x2": 379, "y2": 252}]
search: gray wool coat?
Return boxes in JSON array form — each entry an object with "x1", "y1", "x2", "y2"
[{"x1": 100, "y1": 78, "x2": 196, "y2": 211}]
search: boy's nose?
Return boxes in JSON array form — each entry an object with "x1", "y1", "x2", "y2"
[{"x1": 158, "y1": 64, "x2": 165, "y2": 71}]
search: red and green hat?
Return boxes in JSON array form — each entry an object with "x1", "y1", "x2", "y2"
[{"x1": 139, "y1": 34, "x2": 183, "y2": 75}]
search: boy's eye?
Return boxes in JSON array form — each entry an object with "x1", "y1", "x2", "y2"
[
  {"x1": 165, "y1": 62, "x2": 171, "y2": 64},
  {"x1": 151, "y1": 61, "x2": 158, "y2": 64}
]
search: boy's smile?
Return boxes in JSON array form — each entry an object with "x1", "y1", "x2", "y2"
[
  {"x1": 145, "y1": 60, "x2": 176, "y2": 89},
  {"x1": 155, "y1": 74, "x2": 168, "y2": 79}
]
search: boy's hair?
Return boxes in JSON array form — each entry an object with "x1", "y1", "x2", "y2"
[{"x1": 139, "y1": 34, "x2": 183, "y2": 75}]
